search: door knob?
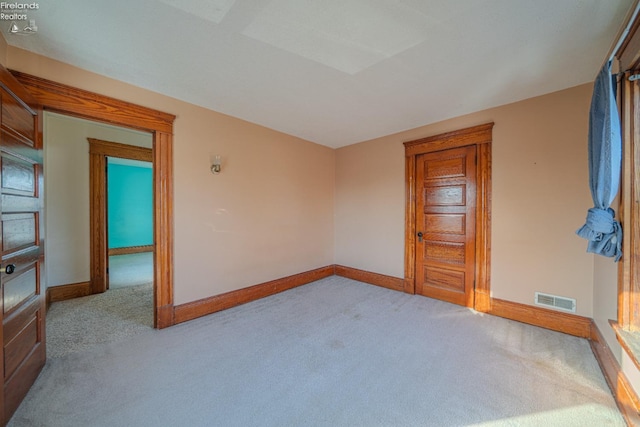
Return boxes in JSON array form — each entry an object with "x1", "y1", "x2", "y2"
[
  {"x1": 0, "y1": 264, "x2": 15, "y2": 274},
  {"x1": 417, "y1": 232, "x2": 423, "y2": 243}
]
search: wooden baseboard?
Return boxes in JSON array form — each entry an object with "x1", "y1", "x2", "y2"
[
  {"x1": 489, "y1": 298, "x2": 591, "y2": 338},
  {"x1": 173, "y1": 266, "x2": 335, "y2": 324},
  {"x1": 168, "y1": 263, "x2": 637, "y2": 426},
  {"x1": 590, "y1": 321, "x2": 640, "y2": 427},
  {"x1": 156, "y1": 304, "x2": 174, "y2": 329},
  {"x1": 334, "y1": 265, "x2": 404, "y2": 292},
  {"x1": 47, "y1": 281, "x2": 92, "y2": 304},
  {"x1": 108, "y1": 245, "x2": 154, "y2": 256},
  {"x1": 339, "y1": 268, "x2": 590, "y2": 338}
]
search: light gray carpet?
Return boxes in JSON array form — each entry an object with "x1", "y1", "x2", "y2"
[
  {"x1": 109, "y1": 252, "x2": 154, "y2": 289},
  {"x1": 46, "y1": 282, "x2": 153, "y2": 358},
  {"x1": 10, "y1": 277, "x2": 623, "y2": 426}
]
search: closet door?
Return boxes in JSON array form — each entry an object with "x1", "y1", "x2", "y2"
[{"x1": 415, "y1": 145, "x2": 477, "y2": 307}]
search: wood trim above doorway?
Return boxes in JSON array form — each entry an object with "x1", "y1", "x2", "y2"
[
  {"x1": 9, "y1": 71, "x2": 174, "y2": 134},
  {"x1": 404, "y1": 124, "x2": 493, "y2": 156},
  {"x1": 89, "y1": 138, "x2": 153, "y2": 161},
  {"x1": 12, "y1": 71, "x2": 176, "y2": 329},
  {"x1": 403, "y1": 123, "x2": 493, "y2": 312},
  {"x1": 109, "y1": 245, "x2": 155, "y2": 256},
  {"x1": 88, "y1": 138, "x2": 153, "y2": 296}
]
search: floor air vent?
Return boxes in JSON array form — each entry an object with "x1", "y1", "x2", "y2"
[{"x1": 534, "y1": 292, "x2": 576, "y2": 313}]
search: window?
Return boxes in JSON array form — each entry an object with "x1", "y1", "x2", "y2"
[{"x1": 614, "y1": 13, "x2": 640, "y2": 363}]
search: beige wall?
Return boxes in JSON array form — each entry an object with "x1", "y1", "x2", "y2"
[
  {"x1": 44, "y1": 113, "x2": 152, "y2": 287},
  {"x1": 6, "y1": 30, "x2": 640, "y2": 400},
  {"x1": 336, "y1": 84, "x2": 595, "y2": 317},
  {"x1": 7, "y1": 45, "x2": 597, "y2": 317},
  {"x1": 8, "y1": 47, "x2": 335, "y2": 305},
  {"x1": 335, "y1": 138, "x2": 405, "y2": 277}
]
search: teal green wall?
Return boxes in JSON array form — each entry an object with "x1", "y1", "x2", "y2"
[{"x1": 107, "y1": 162, "x2": 152, "y2": 248}]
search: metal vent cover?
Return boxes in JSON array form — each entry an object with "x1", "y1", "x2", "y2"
[{"x1": 534, "y1": 292, "x2": 576, "y2": 313}]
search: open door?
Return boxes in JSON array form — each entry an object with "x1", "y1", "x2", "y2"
[{"x1": 0, "y1": 66, "x2": 45, "y2": 424}]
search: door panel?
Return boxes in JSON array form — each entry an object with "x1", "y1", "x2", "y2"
[
  {"x1": 425, "y1": 214, "x2": 465, "y2": 234},
  {"x1": 416, "y1": 145, "x2": 476, "y2": 307},
  {"x1": 2, "y1": 213, "x2": 37, "y2": 253},
  {"x1": 4, "y1": 267, "x2": 37, "y2": 314},
  {"x1": 4, "y1": 316, "x2": 38, "y2": 379},
  {"x1": 424, "y1": 266, "x2": 466, "y2": 291},
  {"x1": 0, "y1": 73, "x2": 45, "y2": 425},
  {"x1": 425, "y1": 185, "x2": 465, "y2": 206},
  {"x1": 424, "y1": 241, "x2": 466, "y2": 264},
  {"x1": 1, "y1": 93, "x2": 34, "y2": 144}
]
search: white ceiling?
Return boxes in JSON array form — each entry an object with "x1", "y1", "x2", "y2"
[{"x1": 4, "y1": 0, "x2": 634, "y2": 148}]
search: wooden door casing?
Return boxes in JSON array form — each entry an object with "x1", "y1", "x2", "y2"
[
  {"x1": 404, "y1": 123, "x2": 493, "y2": 312},
  {"x1": 88, "y1": 138, "x2": 153, "y2": 294},
  {"x1": 415, "y1": 146, "x2": 476, "y2": 307},
  {"x1": 0, "y1": 68, "x2": 45, "y2": 425},
  {"x1": 11, "y1": 71, "x2": 175, "y2": 329}
]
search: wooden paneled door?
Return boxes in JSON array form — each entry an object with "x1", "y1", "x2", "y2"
[
  {"x1": 404, "y1": 123, "x2": 492, "y2": 312},
  {"x1": 415, "y1": 146, "x2": 476, "y2": 307},
  {"x1": 0, "y1": 68, "x2": 45, "y2": 424}
]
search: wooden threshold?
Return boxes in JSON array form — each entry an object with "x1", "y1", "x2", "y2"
[
  {"x1": 108, "y1": 245, "x2": 154, "y2": 256},
  {"x1": 591, "y1": 321, "x2": 640, "y2": 427},
  {"x1": 334, "y1": 265, "x2": 404, "y2": 292},
  {"x1": 173, "y1": 266, "x2": 335, "y2": 324}
]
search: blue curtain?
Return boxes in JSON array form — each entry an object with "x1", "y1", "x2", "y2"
[{"x1": 576, "y1": 61, "x2": 623, "y2": 261}]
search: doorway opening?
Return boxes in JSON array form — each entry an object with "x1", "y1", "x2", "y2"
[
  {"x1": 43, "y1": 116, "x2": 156, "y2": 356},
  {"x1": 106, "y1": 156, "x2": 154, "y2": 290},
  {"x1": 87, "y1": 138, "x2": 153, "y2": 295},
  {"x1": 12, "y1": 70, "x2": 176, "y2": 328}
]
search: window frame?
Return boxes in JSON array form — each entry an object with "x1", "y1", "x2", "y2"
[{"x1": 616, "y1": 17, "x2": 640, "y2": 332}]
